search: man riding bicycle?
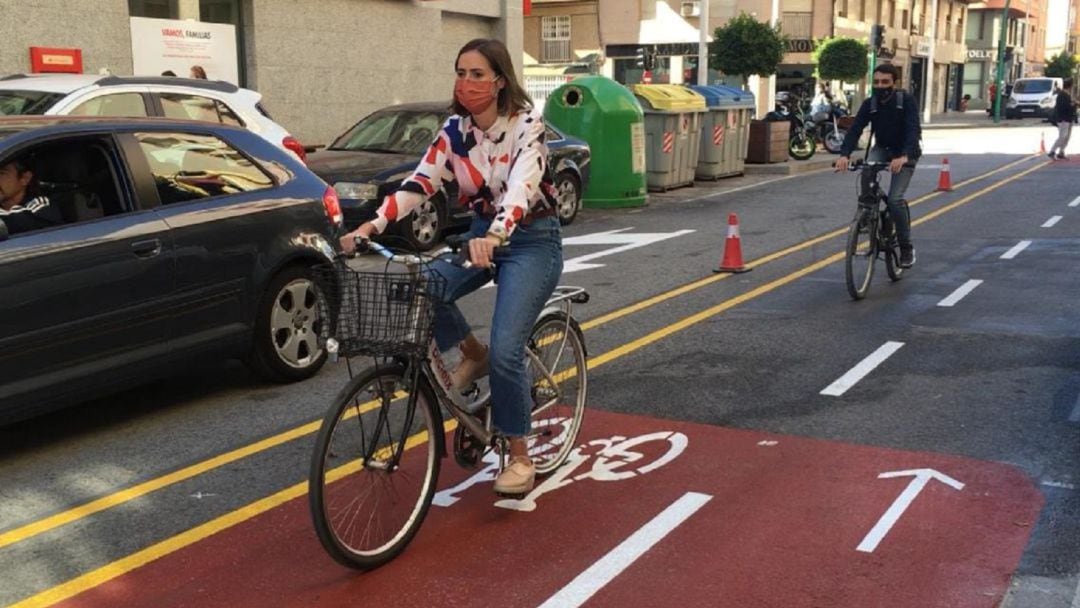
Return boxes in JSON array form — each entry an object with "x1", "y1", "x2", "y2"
[{"x1": 835, "y1": 64, "x2": 922, "y2": 268}]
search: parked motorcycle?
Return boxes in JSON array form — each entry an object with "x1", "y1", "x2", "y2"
[
  {"x1": 807, "y1": 102, "x2": 849, "y2": 154},
  {"x1": 766, "y1": 92, "x2": 816, "y2": 160}
]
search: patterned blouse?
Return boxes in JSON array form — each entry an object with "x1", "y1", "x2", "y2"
[{"x1": 370, "y1": 106, "x2": 557, "y2": 242}]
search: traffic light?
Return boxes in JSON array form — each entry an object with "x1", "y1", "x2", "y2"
[
  {"x1": 1003, "y1": 45, "x2": 1015, "y2": 63},
  {"x1": 634, "y1": 46, "x2": 656, "y2": 71},
  {"x1": 870, "y1": 25, "x2": 886, "y2": 49}
]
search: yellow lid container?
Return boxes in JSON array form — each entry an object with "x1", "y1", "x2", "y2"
[{"x1": 630, "y1": 84, "x2": 707, "y2": 111}]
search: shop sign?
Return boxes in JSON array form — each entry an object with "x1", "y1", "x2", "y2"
[
  {"x1": 914, "y1": 39, "x2": 931, "y2": 57},
  {"x1": 130, "y1": 17, "x2": 239, "y2": 83},
  {"x1": 786, "y1": 39, "x2": 816, "y2": 53},
  {"x1": 29, "y1": 47, "x2": 83, "y2": 74},
  {"x1": 967, "y1": 48, "x2": 995, "y2": 60}
]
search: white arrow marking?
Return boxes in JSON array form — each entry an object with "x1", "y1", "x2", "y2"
[
  {"x1": 856, "y1": 468, "x2": 964, "y2": 553},
  {"x1": 560, "y1": 228, "x2": 695, "y2": 274}
]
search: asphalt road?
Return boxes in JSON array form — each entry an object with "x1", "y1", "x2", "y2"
[{"x1": 1, "y1": 129, "x2": 1077, "y2": 607}]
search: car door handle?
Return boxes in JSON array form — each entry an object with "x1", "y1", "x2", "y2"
[{"x1": 131, "y1": 239, "x2": 163, "y2": 258}]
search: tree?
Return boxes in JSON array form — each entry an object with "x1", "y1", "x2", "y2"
[
  {"x1": 813, "y1": 37, "x2": 869, "y2": 84},
  {"x1": 709, "y1": 13, "x2": 786, "y2": 87},
  {"x1": 1045, "y1": 51, "x2": 1078, "y2": 79}
]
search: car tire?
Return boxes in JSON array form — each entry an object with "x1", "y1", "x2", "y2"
[
  {"x1": 396, "y1": 195, "x2": 445, "y2": 251},
  {"x1": 554, "y1": 171, "x2": 581, "y2": 225},
  {"x1": 249, "y1": 264, "x2": 327, "y2": 382}
]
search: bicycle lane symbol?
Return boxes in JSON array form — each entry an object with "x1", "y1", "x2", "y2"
[{"x1": 433, "y1": 429, "x2": 689, "y2": 512}]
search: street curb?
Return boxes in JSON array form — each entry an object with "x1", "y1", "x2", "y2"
[{"x1": 743, "y1": 157, "x2": 836, "y2": 175}]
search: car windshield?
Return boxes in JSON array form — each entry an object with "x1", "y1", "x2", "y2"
[
  {"x1": 329, "y1": 109, "x2": 446, "y2": 155},
  {"x1": 1013, "y1": 80, "x2": 1053, "y2": 94},
  {"x1": 0, "y1": 90, "x2": 65, "y2": 115}
]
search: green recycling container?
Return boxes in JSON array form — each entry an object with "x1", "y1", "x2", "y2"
[{"x1": 543, "y1": 76, "x2": 647, "y2": 208}]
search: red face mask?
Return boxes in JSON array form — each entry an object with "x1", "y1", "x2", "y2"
[{"x1": 455, "y1": 78, "x2": 499, "y2": 116}]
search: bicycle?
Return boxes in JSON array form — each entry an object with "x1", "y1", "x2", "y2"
[
  {"x1": 307, "y1": 237, "x2": 589, "y2": 570},
  {"x1": 843, "y1": 159, "x2": 905, "y2": 300}
]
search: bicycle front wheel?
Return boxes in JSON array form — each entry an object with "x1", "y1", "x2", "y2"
[
  {"x1": 845, "y1": 209, "x2": 877, "y2": 300},
  {"x1": 527, "y1": 312, "x2": 588, "y2": 475},
  {"x1": 308, "y1": 362, "x2": 443, "y2": 570}
]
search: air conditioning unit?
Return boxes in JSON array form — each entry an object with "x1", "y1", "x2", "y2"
[{"x1": 681, "y1": 1, "x2": 700, "y2": 17}]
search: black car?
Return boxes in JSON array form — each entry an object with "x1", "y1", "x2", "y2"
[
  {"x1": 307, "y1": 101, "x2": 591, "y2": 250},
  {"x1": 0, "y1": 116, "x2": 342, "y2": 423}
]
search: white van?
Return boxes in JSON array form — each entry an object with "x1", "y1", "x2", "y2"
[{"x1": 1005, "y1": 77, "x2": 1063, "y2": 119}]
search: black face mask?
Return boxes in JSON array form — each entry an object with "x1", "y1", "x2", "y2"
[{"x1": 874, "y1": 86, "x2": 894, "y2": 100}]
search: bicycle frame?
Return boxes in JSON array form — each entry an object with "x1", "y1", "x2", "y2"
[{"x1": 347, "y1": 240, "x2": 587, "y2": 456}]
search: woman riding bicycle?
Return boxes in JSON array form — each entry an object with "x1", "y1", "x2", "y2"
[{"x1": 339, "y1": 38, "x2": 563, "y2": 496}]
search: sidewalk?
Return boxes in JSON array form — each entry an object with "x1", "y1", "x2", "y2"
[{"x1": 922, "y1": 111, "x2": 1047, "y2": 130}]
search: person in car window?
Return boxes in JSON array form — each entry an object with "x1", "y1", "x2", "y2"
[
  {"x1": 340, "y1": 38, "x2": 563, "y2": 497},
  {"x1": 0, "y1": 158, "x2": 63, "y2": 235}
]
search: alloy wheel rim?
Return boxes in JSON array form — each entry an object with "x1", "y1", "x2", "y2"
[{"x1": 269, "y1": 278, "x2": 323, "y2": 369}]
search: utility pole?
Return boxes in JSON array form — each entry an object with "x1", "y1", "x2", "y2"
[
  {"x1": 924, "y1": 0, "x2": 939, "y2": 123},
  {"x1": 993, "y1": 0, "x2": 1011, "y2": 123},
  {"x1": 698, "y1": 0, "x2": 709, "y2": 85}
]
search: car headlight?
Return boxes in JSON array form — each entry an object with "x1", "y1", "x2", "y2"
[
  {"x1": 334, "y1": 181, "x2": 378, "y2": 200},
  {"x1": 1040, "y1": 96, "x2": 1054, "y2": 106},
  {"x1": 1006, "y1": 97, "x2": 1018, "y2": 107}
]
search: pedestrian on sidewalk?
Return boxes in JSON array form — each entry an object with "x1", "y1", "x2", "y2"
[
  {"x1": 834, "y1": 64, "x2": 922, "y2": 269},
  {"x1": 1048, "y1": 78, "x2": 1076, "y2": 160}
]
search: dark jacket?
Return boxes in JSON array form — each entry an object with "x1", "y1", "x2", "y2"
[
  {"x1": 839, "y1": 89, "x2": 922, "y2": 160},
  {"x1": 1052, "y1": 91, "x2": 1076, "y2": 124},
  {"x1": 0, "y1": 195, "x2": 64, "y2": 235}
]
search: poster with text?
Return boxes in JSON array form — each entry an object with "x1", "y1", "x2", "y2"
[{"x1": 130, "y1": 17, "x2": 239, "y2": 84}]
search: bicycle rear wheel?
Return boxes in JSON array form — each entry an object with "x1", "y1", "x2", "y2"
[
  {"x1": 526, "y1": 311, "x2": 588, "y2": 475},
  {"x1": 309, "y1": 363, "x2": 443, "y2": 570},
  {"x1": 845, "y1": 209, "x2": 877, "y2": 300}
]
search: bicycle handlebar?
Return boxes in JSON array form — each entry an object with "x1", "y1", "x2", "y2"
[{"x1": 352, "y1": 234, "x2": 508, "y2": 270}]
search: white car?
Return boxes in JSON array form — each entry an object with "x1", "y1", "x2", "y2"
[{"x1": 0, "y1": 73, "x2": 307, "y2": 162}]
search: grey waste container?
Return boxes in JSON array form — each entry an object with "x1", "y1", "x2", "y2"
[
  {"x1": 688, "y1": 85, "x2": 756, "y2": 178},
  {"x1": 630, "y1": 84, "x2": 707, "y2": 191}
]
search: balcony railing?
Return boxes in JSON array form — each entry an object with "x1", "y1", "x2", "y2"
[
  {"x1": 781, "y1": 12, "x2": 813, "y2": 39},
  {"x1": 542, "y1": 39, "x2": 572, "y2": 63}
]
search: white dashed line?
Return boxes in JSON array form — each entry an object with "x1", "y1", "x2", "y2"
[
  {"x1": 1042, "y1": 480, "x2": 1077, "y2": 490},
  {"x1": 1042, "y1": 215, "x2": 1063, "y2": 228},
  {"x1": 937, "y1": 279, "x2": 983, "y2": 307},
  {"x1": 1000, "y1": 240, "x2": 1032, "y2": 259},
  {"x1": 538, "y1": 492, "x2": 712, "y2": 608},
  {"x1": 1068, "y1": 196, "x2": 1080, "y2": 208},
  {"x1": 821, "y1": 342, "x2": 905, "y2": 397}
]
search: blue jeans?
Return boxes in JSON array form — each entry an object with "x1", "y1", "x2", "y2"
[
  {"x1": 429, "y1": 215, "x2": 563, "y2": 437},
  {"x1": 865, "y1": 147, "x2": 915, "y2": 247}
]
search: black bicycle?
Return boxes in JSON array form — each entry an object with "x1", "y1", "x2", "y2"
[{"x1": 844, "y1": 160, "x2": 904, "y2": 300}]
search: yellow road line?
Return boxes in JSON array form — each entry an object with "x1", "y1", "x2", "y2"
[
  {"x1": 0, "y1": 154, "x2": 1038, "y2": 560},
  {"x1": 581, "y1": 154, "x2": 1035, "y2": 331}
]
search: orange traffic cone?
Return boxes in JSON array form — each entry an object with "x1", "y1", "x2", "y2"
[
  {"x1": 714, "y1": 213, "x2": 752, "y2": 273},
  {"x1": 936, "y1": 157, "x2": 953, "y2": 191},
  {"x1": 1039, "y1": 133, "x2": 1047, "y2": 154}
]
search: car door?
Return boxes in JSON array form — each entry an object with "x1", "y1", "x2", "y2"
[
  {"x1": 118, "y1": 129, "x2": 281, "y2": 358},
  {"x1": 0, "y1": 132, "x2": 175, "y2": 419}
]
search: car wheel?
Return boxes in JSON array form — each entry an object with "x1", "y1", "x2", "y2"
[
  {"x1": 554, "y1": 171, "x2": 581, "y2": 225},
  {"x1": 249, "y1": 264, "x2": 327, "y2": 382},
  {"x1": 396, "y1": 196, "x2": 444, "y2": 251}
]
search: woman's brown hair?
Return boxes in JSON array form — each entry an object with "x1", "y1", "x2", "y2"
[{"x1": 451, "y1": 38, "x2": 533, "y2": 116}]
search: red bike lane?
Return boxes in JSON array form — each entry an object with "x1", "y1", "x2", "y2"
[{"x1": 54, "y1": 409, "x2": 1042, "y2": 608}]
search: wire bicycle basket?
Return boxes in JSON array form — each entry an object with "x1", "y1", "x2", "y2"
[{"x1": 314, "y1": 261, "x2": 446, "y2": 358}]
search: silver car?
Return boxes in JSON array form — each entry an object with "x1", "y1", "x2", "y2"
[{"x1": 0, "y1": 73, "x2": 308, "y2": 162}]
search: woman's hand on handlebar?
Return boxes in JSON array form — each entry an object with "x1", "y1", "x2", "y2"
[
  {"x1": 468, "y1": 235, "x2": 504, "y2": 269},
  {"x1": 834, "y1": 156, "x2": 850, "y2": 172},
  {"x1": 340, "y1": 222, "x2": 377, "y2": 256}
]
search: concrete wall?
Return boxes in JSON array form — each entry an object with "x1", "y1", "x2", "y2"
[
  {"x1": 243, "y1": 0, "x2": 499, "y2": 145},
  {"x1": 0, "y1": 0, "x2": 132, "y2": 76}
]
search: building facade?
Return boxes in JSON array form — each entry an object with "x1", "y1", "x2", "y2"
[
  {"x1": 963, "y1": 0, "x2": 1048, "y2": 110},
  {"x1": 0, "y1": 0, "x2": 523, "y2": 146},
  {"x1": 525, "y1": 0, "x2": 972, "y2": 117}
]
